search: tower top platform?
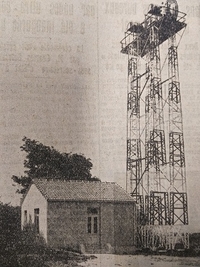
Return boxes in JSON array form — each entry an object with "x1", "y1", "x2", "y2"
[{"x1": 120, "y1": 9, "x2": 186, "y2": 57}]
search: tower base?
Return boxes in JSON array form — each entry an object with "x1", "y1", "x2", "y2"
[{"x1": 136, "y1": 225, "x2": 189, "y2": 252}]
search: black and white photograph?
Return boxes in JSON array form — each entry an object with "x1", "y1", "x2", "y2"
[{"x1": 0, "y1": 0, "x2": 200, "y2": 266}]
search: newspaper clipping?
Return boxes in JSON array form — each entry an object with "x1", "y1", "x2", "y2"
[{"x1": 0, "y1": 0, "x2": 200, "y2": 266}]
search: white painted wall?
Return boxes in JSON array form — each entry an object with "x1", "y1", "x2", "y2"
[{"x1": 21, "y1": 184, "x2": 48, "y2": 241}]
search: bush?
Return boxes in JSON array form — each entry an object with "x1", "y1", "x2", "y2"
[
  {"x1": 188, "y1": 233, "x2": 200, "y2": 256},
  {"x1": 0, "y1": 250, "x2": 19, "y2": 267},
  {"x1": 0, "y1": 204, "x2": 49, "y2": 267},
  {"x1": 17, "y1": 254, "x2": 48, "y2": 267},
  {"x1": 17, "y1": 223, "x2": 50, "y2": 266},
  {"x1": 0, "y1": 203, "x2": 87, "y2": 266},
  {"x1": 0, "y1": 203, "x2": 21, "y2": 251},
  {"x1": 0, "y1": 203, "x2": 20, "y2": 266},
  {"x1": 18, "y1": 223, "x2": 47, "y2": 253}
]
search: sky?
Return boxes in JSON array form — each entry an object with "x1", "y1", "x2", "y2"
[{"x1": 0, "y1": 0, "x2": 200, "y2": 232}]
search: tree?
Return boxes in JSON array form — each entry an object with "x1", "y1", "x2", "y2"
[
  {"x1": 12, "y1": 137, "x2": 100, "y2": 194},
  {"x1": 0, "y1": 202, "x2": 21, "y2": 267}
]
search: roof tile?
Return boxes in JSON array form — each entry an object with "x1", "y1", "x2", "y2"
[{"x1": 32, "y1": 179, "x2": 134, "y2": 202}]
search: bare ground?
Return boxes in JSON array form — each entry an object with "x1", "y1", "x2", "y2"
[{"x1": 77, "y1": 254, "x2": 200, "y2": 267}]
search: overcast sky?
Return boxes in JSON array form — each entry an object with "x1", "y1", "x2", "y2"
[{"x1": 0, "y1": 0, "x2": 200, "y2": 232}]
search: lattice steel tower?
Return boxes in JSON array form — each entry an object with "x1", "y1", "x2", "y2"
[{"x1": 120, "y1": 0, "x2": 189, "y2": 251}]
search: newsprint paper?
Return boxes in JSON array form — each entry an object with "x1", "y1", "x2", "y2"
[{"x1": 0, "y1": 0, "x2": 200, "y2": 266}]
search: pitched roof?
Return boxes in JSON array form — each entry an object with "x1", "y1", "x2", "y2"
[{"x1": 32, "y1": 179, "x2": 134, "y2": 202}]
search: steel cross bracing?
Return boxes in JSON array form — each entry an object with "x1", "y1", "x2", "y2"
[
  {"x1": 121, "y1": 1, "x2": 189, "y2": 251},
  {"x1": 127, "y1": 56, "x2": 142, "y2": 196},
  {"x1": 168, "y1": 35, "x2": 188, "y2": 227},
  {"x1": 144, "y1": 16, "x2": 169, "y2": 231}
]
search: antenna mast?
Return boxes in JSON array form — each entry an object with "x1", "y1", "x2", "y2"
[{"x1": 121, "y1": 0, "x2": 189, "y2": 251}]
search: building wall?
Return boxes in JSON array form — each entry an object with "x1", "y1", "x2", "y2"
[
  {"x1": 21, "y1": 184, "x2": 48, "y2": 240},
  {"x1": 100, "y1": 202, "x2": 115, "y2": 250},
  {"x1": 100, "y1": 202, "x2": 135, "y2": 253},
  {"x1": 113, "y1": 202, "x2": 135, "y2": 253},
  {"x1": 47, "y1": 200, "x2": 135, "y2": 253},
  {"x1": 47, "y1": 201, "x2": 101, "y2": 251}
]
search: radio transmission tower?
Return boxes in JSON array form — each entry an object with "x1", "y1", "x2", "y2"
[{"x1": 120, "y1": 0, "x2": 189, "y2": 250}]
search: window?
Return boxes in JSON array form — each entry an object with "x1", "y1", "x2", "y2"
[
  {"x1": 24, "y1": 210, "x2": 27, "y2": 225},
  {"x1": 34, "y1": 208, "x2": 39, "y2": 233},
  {"x1": 94, "y1": 216, "x2": 98, "y2": 234},
  {"x1": 87, "y1": 217, "x2": 92, "y2": 233},
  {"x1": 87, "y1": 208, "x2": 98, "y2": 234}
]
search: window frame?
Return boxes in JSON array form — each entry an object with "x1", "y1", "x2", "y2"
[
  {"x1": 87, "y1": 207, "x2": 99, "y2": 234},
  {"x1": 24, "y1": 210, "x2": 27, "y2": 225},
  {"x1": 34, "y1": 208, "x2": 40, "y2": 233}
]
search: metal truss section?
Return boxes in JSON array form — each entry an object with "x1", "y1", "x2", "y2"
[
  {"x1": 169, "y1": 81, "x2": 180, "y2": 104},
  {"x1": 133, "y1": 195, "x2": 145, "y2": 223},
  {"x1": 150, "y1": 192, "x2": 169, "y2": 225},
  {"x1": 145, "y1": 94, "x2": 150, "y2": 113},
  {"x1": 127, "y1": 139, "x2": 142, "y2": 194},
  {"x1": 168, "y1": 35, "x2": 187, "y2": 200},
  {"x1": 128, "y1": 57, "x2": 137, "y2": 76},
  {"x1": 168, "y1": 57, "x2": 183, "y2": 133},
  {"x1": 168, "y1": 38, "x2": 184, "y2": 134},
  {"x1": 121, "y1": 1, "x2": 189, "y2": 251},
  {"x1": 169, "y1": 132, "x2": 185, "y2": 168},
  {"x1": 150, "y1": 78, "x2": 162, "y2": 99},
  {"x1": 146, "y1": 130, "x2": 166, "y2": 170},
  {"x1": 128, "y1": 91, "x2": 139, "y2": 115},
  {"x1": 127, "y1": 56, "x2": 142, "y2": 195},
  {"x1": 144, "y1": 18, "x2": 168, "y2": 195},
  {"x1": 133, "y1": 195, "x2": 146, "y2": 247},
  {"x1": 145, "y1": 192, "x2": 169, "y2": 226},
  {"x1": 170, "y1": 192, "x2": 188, "y2": 225},
  {"x1": 145, "y1": 20, "x2": 166, "y2": 157},
  {"x1": 168, "y1": 45, "x2": 178, "y2": 80}
]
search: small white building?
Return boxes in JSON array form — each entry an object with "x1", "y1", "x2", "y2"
[{"x1": 21, "y1": 179, "x2": 136, "y2": 253}]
